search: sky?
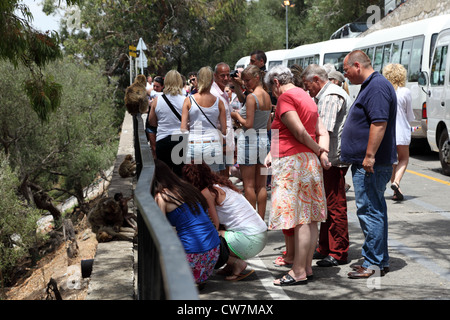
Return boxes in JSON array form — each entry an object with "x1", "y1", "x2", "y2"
[{"x1": 21, "y1": 0, "x2": 62, "y2": 32}]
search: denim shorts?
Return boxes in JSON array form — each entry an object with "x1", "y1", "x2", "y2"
[
  {"x1": 236, "y1": 130, "x2": 270, "y2": 165},
  {"x1": 187, "y1": 140, "x2": 223, "y2": 172}
]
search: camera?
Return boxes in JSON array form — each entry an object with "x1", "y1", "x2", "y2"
[{"x1": 230, "y1": 70, "x2": 239, "y2": 78}]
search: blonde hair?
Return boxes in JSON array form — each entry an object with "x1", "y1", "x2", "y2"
[
  {"x1": 242, "y1": 64, "x2": 264, "y2": 84},
  {"x1": 197, "y1": 66, "x2": 214, "y2": 94},
  {"x1": 163, "y1": 70, "x2": 183, "y2": 95},
  {"x1": 383, "y1": 63, "x2": 407, "y2": 90}
]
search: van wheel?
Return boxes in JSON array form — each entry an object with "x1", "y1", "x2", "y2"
[{"x1": 438, "y1": 129, "x2": 450, "y2": 176}]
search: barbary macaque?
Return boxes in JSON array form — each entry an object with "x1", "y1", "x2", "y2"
[
  {"x1": 87, "y1": 197, "x2": 132, "y2": 242},
  {"x1": 124, "y1": 74, "x2": 149, "y2": 115},
  {"x1": 118, "y1": 154, "x2": 136, "y2": 178},
  {"x1": 114, "y1": 192, "x2": 137, "y2": 230}
]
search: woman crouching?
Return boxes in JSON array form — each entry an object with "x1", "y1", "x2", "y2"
[
  {"x1": 182, "y1": 163, "x2": 267, "y2": 281},
  {"x1": 151, "y1": 159, "x2": 220, "y2": 286}
]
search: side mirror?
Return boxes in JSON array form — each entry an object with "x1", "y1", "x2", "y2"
[
  {"x1": 418, "y1": 71, "x2": 428, "y2": 86},
  {"x1": 418, "y1": 71, "x2": 431, "y2": 96}
]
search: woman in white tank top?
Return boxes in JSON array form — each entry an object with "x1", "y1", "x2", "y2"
[
  {"x1": 147, "y1": 70, "x2": 186, "y2": 176},
  {"x1": 181, "y1": 67, "x2": 227, "y2": 172}
]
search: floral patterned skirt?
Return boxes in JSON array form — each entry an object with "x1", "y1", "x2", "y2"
[
  {"x1": 186, "y1": 245, "x2": 220, "y2": 284},
  {"x1": 269, "y1": 152, "x2": 327, "y2": 230}
]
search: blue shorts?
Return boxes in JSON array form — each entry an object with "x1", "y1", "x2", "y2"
[{"x1": 236, "y1": 130, "x2": 270, "y2": 165}]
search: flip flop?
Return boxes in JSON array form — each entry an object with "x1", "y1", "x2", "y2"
[
  {"x1": 226, "y1": 269, "x2": 255, "y2": 281},
  {"x1": 273, "y1": 256, "x2": 293, "y2": 267},
  {"x1": 273, "y1": 273, "x2": 308, "y2": 286},
  {"x1": 391, "y1": 182, "x2": 404, "y2": 201}
]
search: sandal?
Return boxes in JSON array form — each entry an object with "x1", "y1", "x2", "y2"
[
  {"x1": 390, "y1": 182, "x2": 404, "y2": 201},
  {"x1": 274, "y1": 273, "x2": 307, "y2": 286},
  {"x1": 273, "y1": 256, "x2": 293, "y2": 268},
  {"x1": 225, "y1": 269, "x2": 255, "y2": 281}
]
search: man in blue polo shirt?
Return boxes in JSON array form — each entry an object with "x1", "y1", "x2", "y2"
[{"x1": 341, "y1": 50, "x2": 397, "y2": 279}]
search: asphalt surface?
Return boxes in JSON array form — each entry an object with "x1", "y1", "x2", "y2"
[{"x1": 198, "y1": 144, "x2": 450, "y2": 301}]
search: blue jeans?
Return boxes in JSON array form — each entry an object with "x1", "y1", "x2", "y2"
[{"x1": 351, "y1": 164, "x2": 392, "y2": 269}]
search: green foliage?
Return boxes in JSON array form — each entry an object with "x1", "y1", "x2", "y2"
[
  {"x1": 24, "y1": 75, "x2": 63, "y2": 123},
  {"x1": 0, "y1": 56, "x2": 119, "y2": 207},
  {"x1": 0, "y1": 154, "x2": 42, "y2": 282},
  {"x1": 0, "y1": 0, "x2": 82, "y2": 122}
]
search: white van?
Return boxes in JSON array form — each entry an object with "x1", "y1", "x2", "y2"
[{"x1": 420, "y1": 21, "x2": 450, "y2": 176}]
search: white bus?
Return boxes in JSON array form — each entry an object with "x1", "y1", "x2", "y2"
[
  {"x1": 353, "y1": 14, "x2": 450, "y2": 140},
  {"x1": 234, "y1": 56, "x2": 250, "y2": 70},
  {"x1": 265, "y1": 49, "x2": 290, "y2": 70},
  {"x1": 283, "y1": 38, "x2": 359, "y2": 73},
  {"x1": 233, "y1": 49, "x2": 290, "y2": 71}
]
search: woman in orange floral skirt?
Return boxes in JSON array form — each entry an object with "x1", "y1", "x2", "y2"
[{"x1": 264, "y1": 66, "x2": 330, "y2": 286}]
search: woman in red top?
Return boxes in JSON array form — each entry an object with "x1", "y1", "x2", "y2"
[{"x1": 264, "y1": 65, "x2": 330, "y2": 286}]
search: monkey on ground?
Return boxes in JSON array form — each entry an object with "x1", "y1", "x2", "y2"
[
  {"x1": 114, "y1": 192, "x2": 137, "y2": 230},
  {"x1": 87, "y1": 197, "x2": 132, "y2": 242},
  {"x1": 118, "y1": 154, "x2": 136, "y2": 178},
  {"x1": 124, "y1": 74, "x2": 149, "y2": 115}
]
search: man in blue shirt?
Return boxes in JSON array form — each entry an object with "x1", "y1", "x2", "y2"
[{"x1": 341, "y1": 50, "x2": 397, "y2": 279}]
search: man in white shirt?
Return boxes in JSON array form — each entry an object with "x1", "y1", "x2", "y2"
[{"x1": 211, "y1": 62, "x2": 235, "y2": 176}]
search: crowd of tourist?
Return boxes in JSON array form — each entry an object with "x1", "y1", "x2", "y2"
[{"x1": 141, "y1": 49, "x2": 413, "y2": 288}]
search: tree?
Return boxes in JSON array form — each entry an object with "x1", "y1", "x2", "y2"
[
  {"x1": 0, "y1": 154, "x2": 43, "y2": 286},
  {"x1": 57, "y1": 0, "x2": 247, "y2": 75},
  {"x1": 0, "y1": 57, "x2": 118, "y2": 220},
  {"x1": 0, "y1": 0, "x2": 81, "y2": 122}
]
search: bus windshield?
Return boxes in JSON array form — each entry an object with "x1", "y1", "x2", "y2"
[{"x1": 324, "y1": 52, "x2": 351, "y2": 72}]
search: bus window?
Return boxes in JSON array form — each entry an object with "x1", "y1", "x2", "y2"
[
  {"x1": 409, "y1": 36, "x2": 424, "y2": 82},
  {"x1": 391, "y1": 42, "x2": 401, "y2": 63},
  {"x1": 430, "y1": 33, "x2": 438, "y2": 66},
  {"x1": 373, "y1": 46, "x2": 384, "y2": 72},
  {"x1": 366, "y1": 47, "x2": 375, "y2": 61},
  {"x1": 430, "y1": 45, "x2": 448, "y2": 86},
  {"x1": 383, "y1": 43, "x2": 392, "y2": 67},
  {"x1": 324, "y1": 52, "x2": 350, "y2": 73},
  {"x1": 401, "y1": 39, "x2": 412, "y2": 73}
]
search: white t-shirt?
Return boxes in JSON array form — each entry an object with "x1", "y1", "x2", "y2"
[{"x1": 213, "y1": 185, "x2": 267, "y2": 236}]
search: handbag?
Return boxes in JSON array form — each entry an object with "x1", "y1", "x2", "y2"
[{"x1": 162, "y1": 94, "x2": 181, "y2": 121}]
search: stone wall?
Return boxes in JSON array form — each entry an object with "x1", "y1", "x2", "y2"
[{"x1": 364, "y1": 0, "x2": 450, "y2": 35}]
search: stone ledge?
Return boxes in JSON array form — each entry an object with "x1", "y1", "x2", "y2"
[{"x1": 86, "y1": 111, "x2": 137, "y2": 300}]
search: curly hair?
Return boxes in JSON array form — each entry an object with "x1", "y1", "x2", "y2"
[
  {"x1": 383, "y1": 63, "x2": 407, "y2": 90},
  {"x1": 182, "y1": 163, "x2": 240, "y2": 206}
]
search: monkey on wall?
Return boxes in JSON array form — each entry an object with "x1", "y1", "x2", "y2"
[
  {"x1": 118, "y1": 154, "x2": 136, "y2": 178},
  {"x1": 114, "y1": 192, "x2": 137, "y2": 230},
  {"x1": 124, "y1": 74, "x2": 149, "y2": 115},
  {"x1": 87, "y1": 196, "x2": 133, "y2": 242}
]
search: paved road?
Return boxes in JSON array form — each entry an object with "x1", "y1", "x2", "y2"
[{"x1": 199, "y1": 142, "x2": 450, "y2": 301}]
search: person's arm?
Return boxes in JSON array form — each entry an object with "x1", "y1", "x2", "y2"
[
  {"x1": 231, "y1": 94, "x2": 255, "y2": 129},
  {"x1": 154, "y1": 193, "x2": 166, "y2": 215},
  {"x1": 201, "y1": 188, "x2": 220, "y2": 230},
  {"x1": 315, "y1": 117, "x2": 331, "y2": 170},
  {"x1": 180, "y1": 97, "x2": 191, "y2": 133},
  {"x1": 363, "y1": 122, "x2": 387, "y2": 173},
  {"x1": 281, "y1": 110, "x2": 328, "y2": 156},
  {"x1": 147, "y1": 97, "x2": 158, "y2": 158}
]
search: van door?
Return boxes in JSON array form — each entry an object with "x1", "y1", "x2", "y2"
[{"x1": 428, "y1": 28, "x2": 450, "y2": 175}]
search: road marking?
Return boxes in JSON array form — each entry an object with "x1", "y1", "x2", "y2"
[
  {"x1": 348, "y1": 211, "x2": 450, "y2": 283},
  {"x1": 248, "y1": 256, "x2": 291, "y2": 300},
  {"x1": 406, "y1": 169, "x2": 450, "y2": 186}
]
